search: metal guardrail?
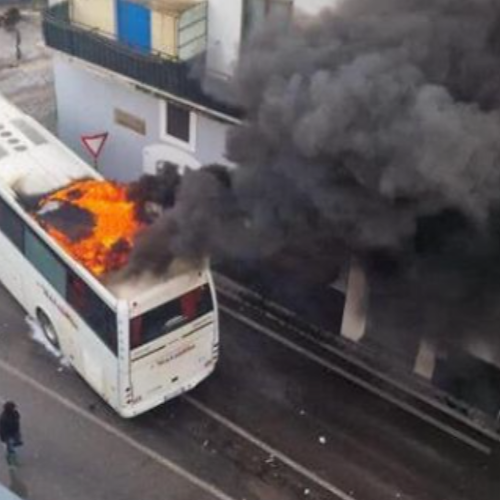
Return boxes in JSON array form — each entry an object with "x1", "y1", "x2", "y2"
[{"x1": 42, "y1": 2, "x2": 240, "y2": 119}]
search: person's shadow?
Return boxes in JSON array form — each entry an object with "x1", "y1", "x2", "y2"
[{"x1": 9, "y1": 468, "x2": 29, "y2": 498}]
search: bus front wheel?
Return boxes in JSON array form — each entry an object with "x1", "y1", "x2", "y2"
[{"x1": 37, "y1": 310, "x2": 60, "y2": 350}]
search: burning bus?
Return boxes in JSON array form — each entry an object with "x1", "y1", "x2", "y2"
[{"x1": 0, "y1": 96, "x2": 219, "y2": 417}]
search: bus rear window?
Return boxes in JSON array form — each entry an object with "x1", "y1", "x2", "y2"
[{"x1": 130, "y1": 285, "x2": 213, "y2": 349}]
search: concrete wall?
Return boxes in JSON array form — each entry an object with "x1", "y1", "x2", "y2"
[{"x1": 53, "y1": 57, "x2": 232, "y2": 182}]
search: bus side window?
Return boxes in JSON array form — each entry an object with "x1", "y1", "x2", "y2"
[
  {"x1": 0, "y1": 198, "x2": 24, "y2": 251},
  {"x1": 24, "y1": 229, "x2": 67, "y2": 297},
  {"x1": 68, "y1": 273, "x2": 117, "y2": 354}
]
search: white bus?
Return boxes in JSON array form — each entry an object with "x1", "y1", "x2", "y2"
[{"x1": 0, "y1": 96, "x2": 219, "y2": 417}]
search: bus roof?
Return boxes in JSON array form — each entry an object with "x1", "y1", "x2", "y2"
[
  {"x1": 0, "y1": 95, "x2": 201, "y2": 304},
  {"x1": 0, "y1": 97, "x2": 99, "y2": 197}
]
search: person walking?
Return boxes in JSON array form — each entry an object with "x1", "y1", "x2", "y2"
[{"x1": 0, "y1": 402, "x2": 22, "y2": 467}]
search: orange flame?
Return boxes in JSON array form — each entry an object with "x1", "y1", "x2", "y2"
[{"x1": 36, "y1": 179, "x2": 145, "y2": 276}]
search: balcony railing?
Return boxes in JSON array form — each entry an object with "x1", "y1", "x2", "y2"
[{"x1": 42, "y1": 2, "x2": 240, "y2": 119}]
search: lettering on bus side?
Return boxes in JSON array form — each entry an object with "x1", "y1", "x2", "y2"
[
  {"x1": 156, "y1": 344, "x2": 195, "y2": 367},
  {"x1": 38, "y1": 283, "x2": 79, "y2": 330}
]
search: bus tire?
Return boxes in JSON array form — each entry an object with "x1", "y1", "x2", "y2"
[{"x1": 37, "y1": 309, "x2": 60, "y2": 350}]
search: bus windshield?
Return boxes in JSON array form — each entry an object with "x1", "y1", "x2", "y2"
[{"x1": 130, "y1": 284, "x2": 213, "y2": 349}]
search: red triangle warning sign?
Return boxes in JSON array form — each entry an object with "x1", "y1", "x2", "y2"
[{"x1": 81, "y1": 132, "x2": 109, "y2": 161}]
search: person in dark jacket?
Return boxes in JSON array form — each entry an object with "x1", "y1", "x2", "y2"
[{"x1": 0, "y1": 401, "x2": 21, "y2": 466}]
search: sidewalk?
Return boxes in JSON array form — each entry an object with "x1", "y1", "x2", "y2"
[{"x1": 0, "y1": 7, "x2": 55, "y2": 129}]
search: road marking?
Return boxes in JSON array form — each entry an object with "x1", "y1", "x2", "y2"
[
  {"x1": 184, "y1": 395, "x2": 356, "y2": 500},
  {"x1": 0, "y1": 359, "x2": 237, "y2": 500},
  {"x1": 220, "y1": 305, "x2": 492, "y2": 456}
]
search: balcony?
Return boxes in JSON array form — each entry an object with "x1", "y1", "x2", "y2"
[{"x1": 42, "y1": 2, "x2": 240, "y2": 119}]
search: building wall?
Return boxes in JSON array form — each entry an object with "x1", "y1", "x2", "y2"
[{"x1": 53, "y1": 57, "x2": 232, "y2": 182}]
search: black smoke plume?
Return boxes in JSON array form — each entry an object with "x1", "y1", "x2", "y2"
[
  {"x1": 128, "y1": 162, "x2": 181, "y2": 220},
  {"x1": 129, "y1": 0, "x2": 500, "y2": 362},
  {"x1": 127, "y1": 164, "x2": 244, "y2": 275}
]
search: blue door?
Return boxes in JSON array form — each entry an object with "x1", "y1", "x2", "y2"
[{"x1": 116, "y1": 0, "x2": 151, "y2": 52}]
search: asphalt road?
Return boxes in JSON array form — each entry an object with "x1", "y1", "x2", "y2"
[{"x1": 0, "y1": 283, "x2": 498, "y2": 500}]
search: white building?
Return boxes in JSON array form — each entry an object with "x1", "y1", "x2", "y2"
[{"x1": 44, "y1": 0, "x2": 335, "y2": 181}]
